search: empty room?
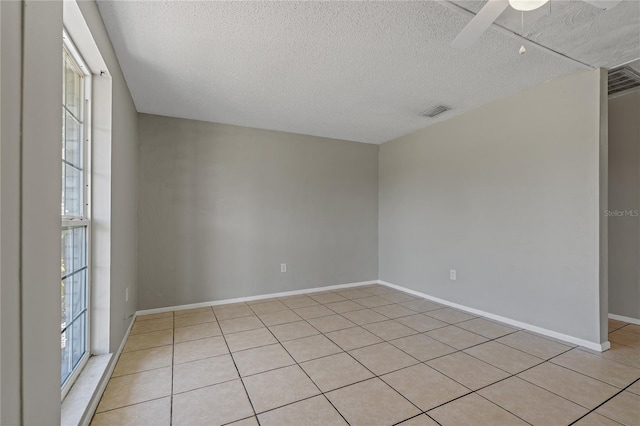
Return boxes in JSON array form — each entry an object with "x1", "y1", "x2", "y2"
[{"x1": 1, "y1": 0, "x2": 640, "y2": 425}]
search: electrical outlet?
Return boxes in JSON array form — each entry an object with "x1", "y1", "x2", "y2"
[
  {"x1": 125, "y1": 287, "x2": 129, "y2": 302},
  {"x1": 449, "y1": 269, "x2": 456, "y2": 281},
  {"x1": 281, "y1": 263, "x2": 287, "y2": 273}
]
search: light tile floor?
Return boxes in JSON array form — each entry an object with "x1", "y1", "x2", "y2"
[{"x1": 91, "y1": 284, "x2": 640, "y2": 426}]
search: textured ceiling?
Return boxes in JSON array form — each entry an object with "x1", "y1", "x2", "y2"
[
  {"x1": 97, "y1": 1, "x2": 640, "y2": 144},
  {"x1": 451, "y1": 0, "x2": 640, "y2": 69}
]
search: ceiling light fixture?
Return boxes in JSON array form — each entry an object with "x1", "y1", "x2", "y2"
[{"x1": 508, "y1": 0, "x2": 549, "y2": 12}]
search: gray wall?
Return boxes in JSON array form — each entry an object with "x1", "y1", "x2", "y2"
[
  {"x1": 379, "y1": 69, "x2": 606, "y2": 345},
  {"x1": 20, "y1": 1, "x2": 65, "y2": 422},
  {"x1": 608, "y1": 91, "x2": 640, "y2": 320},
  {"x1": 1, "y1": 2, "x2": 26, "y2": 423},
  {"x1": 137, "y1": 114, "x2": 379, "y2": 309},
  {"x1": 0, "y1": 1, "x2": 138, "y2": 423}
]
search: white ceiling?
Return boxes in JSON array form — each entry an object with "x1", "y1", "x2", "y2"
[
  {"x1": 451, "y1": 0, "x2": 640, "y2": 69},
  {"x1": 97, "y1": 0, "x2": 640, "y2": 144}
]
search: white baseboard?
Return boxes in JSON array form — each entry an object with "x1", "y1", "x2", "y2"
[
  {"x1": 79, "y1": 316, "x2": 136, "y2": 426},
  {"x1": 378, "y1": 280, "x2": 609, "y2": 352},
  {"x1": 609, "y1": 313, "x2": 640, "y2": 325},
  {"x1": 136, "y1": 280, "x2": 379, "y2": 316},
  {"x1": 134, "y1": 278, "x2": 609, "y2": 352}
]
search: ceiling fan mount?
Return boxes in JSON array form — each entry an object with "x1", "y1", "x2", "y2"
[
  {"x1": 451, "y1": 0, "x2": 623, "y2": 49},
  {"x1": 509, "y1": 0, "x2": 550, "y2": 11}
]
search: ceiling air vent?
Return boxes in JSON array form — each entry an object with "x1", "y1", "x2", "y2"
[
  {"x1": 421, "y1": 105, "x2": 451, "y2": 118},
  {"x1": 608, "y1": 67, "x2": 640, "y2": 96}
]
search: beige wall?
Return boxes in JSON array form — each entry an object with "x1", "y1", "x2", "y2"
[
  {"x1": 608, "y1": 91, "x2": 640, "y2": 320},
  {"x1": 137, "y1": 114, "x2": 379, "y2": 309},
  {"x1": 0, "y1": 1, "x2": 138, "y2": 422},
  {"x1": 379, "y1": 69, "x2": 607, "y2": 345}
]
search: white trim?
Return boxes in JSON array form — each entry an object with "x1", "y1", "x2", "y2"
[
  {"x1": 609, "y1": 313, "x2": 640, "y2": 325},
  {"x1": 77, "y1": 317, "x2": 135, "y2": 426},
  {"x1": 63, "y1": 0, "x2": 114, "y2": 360},
  {"x1": 62, "y1": 0, "x2": 109, "y2": 76},
  {"x1": 63, "y1": 29, "x2": 89, "y2": 76},
  {"x1": 377, "y1": 280, "x2": 610, "y2": 352},
  {"x1": 134, "y1": 278, "x2": 611, "y2": 352},
  {"x1": 135, "y1": 280, "x2": 379, "y2": 316},
  {"x1": 61, "y1": 35, "x2": 93, "y2": 400}
]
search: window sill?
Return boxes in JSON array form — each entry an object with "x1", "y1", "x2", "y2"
[{"x1": 61, "y1": 353, "x2": 112, "y2": 426}]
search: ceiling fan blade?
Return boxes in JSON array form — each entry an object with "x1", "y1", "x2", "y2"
[
  {"x1": 451, "y1": 0, "x2": 510, "y2": 49},
  {"x1": 582, "y1": 0, "x2": 623, "y2": 10}
]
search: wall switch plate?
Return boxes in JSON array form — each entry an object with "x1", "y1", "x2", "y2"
[
  {"x1": 125, "y1": 287, "x2": 129, "y2": 302},
  {"x1": 281, "y1": 263, "x2": 287, "y2": 273},
  {"x1": 450, "y1": 269, "x2": 456, "y2": 281}
]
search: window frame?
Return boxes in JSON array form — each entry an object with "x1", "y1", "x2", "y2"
[{"x1": 61, "y1": 29, "x2": 93, "y2": 400}]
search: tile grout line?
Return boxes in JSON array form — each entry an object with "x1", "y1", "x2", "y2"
[
  {"x1": 109, "y1": 286, "x2": 638, "y2": 424},
  {"x1": 363, "y1": 318, "x2": 589, "y2": 423},
  {"x1": 248, "y1": 392, "x2": 347, "y2": 423},
  {"x1": 465, "y1": 345, "x2": 598, "y2": 423},
  {"x1": 90, "y1": 395, "x2": 171, "y2": 416},
  {"x1": 545, "y1": 355, "x2": 640, "y2": 389},
  {"x1": 449, "y1": 329, "x2": 549, "y2": 375},
  {"x1": 457, "y1": 334, "x2": 571, "y2": 425},
  {"x1": 336, "y1": 347, "x2": 427, "y2": 421},
  {"x1": 251, "y1": 295, "x2": 443, "y2": 425},
  {"x1": 390, "y1": 412, "x2": 443, "y2": 426},
  {"x1": 568, "y1": 377, "x2": 639, "y2": 425},
  {"x1": 372, "y1": 331, "x2": 528, "y2": 419},
  {"x1": 127, "y1": 326, "x2": 174, "y2": 336},
  {"x1": 125, "y1": 307, "x2": 472, "y2": 361},
  {"x1": 98, "y1": 292, "x2": 424, "y2": 409},
  {"x1": 576, "y1": 343, "x2": 640, "y2": 369},
  {"x1": 171, "y1": 375, "x2": 254, "y2": 397},
  {"x1": 120, "y1": 342, "x2": 175, "y2": 355},
  {"x1": 247, "y1": 305, "x2": 353, "y2": 426},
  {"x1": 211, "y1": 306, "x2": 262, "y2": 426},
  {"x1": 472, "y1": 392, "x2": 534, "y2": 425},
  {"x1": 260, "y1": 291, "x2": 458, "y2": 423},
  {"x1": 207, "y1": 292, "x2": 562, "y2": 418},
  {"x1": 399, "y1": 327, "x2": 525, "y2": 368},
  {"x1": 424, "y1": 413, "x2": 443, "y2": 426},
  {"x1": 416, "y1": 341, "x2": 533, "y2": 425},
  {"x1": 261, "y1": 291, "x2": 628, "y2": 422},
  {"x1": 173, "y1": 311, "x2": 635, "y2": 424},
  {"x1": 319, "y1": 298, "x2": 494, "y2": 425}
]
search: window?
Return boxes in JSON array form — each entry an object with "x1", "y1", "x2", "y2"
[{"x1": 61, "y1": 33, "x2": 91, "y2": 394}]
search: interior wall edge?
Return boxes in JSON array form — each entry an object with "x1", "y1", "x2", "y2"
[{"x1": 597, "y1": 67, "x2": 610, "y2": 346}]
